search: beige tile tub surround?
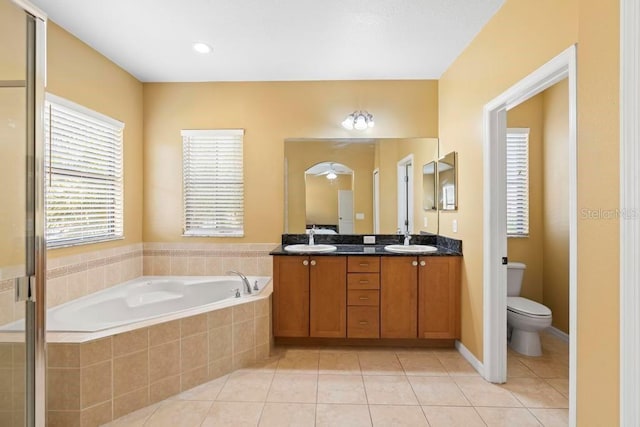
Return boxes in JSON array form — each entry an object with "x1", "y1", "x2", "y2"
[
  {"x1": 142, "y1": 242, "x2": 276, "y2": 277},
  {"x1": 46, "y1": 297, "x2": 272, "y2": 426}
]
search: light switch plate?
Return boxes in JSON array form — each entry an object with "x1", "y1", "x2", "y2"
[
  {"x1": 363, "y1": 236, "x2": 375, "y2": 244},
  {"x1": 452, "y1": 219, "x2": 458, "y2": 233},
  {"x1": 355, "y1": 212, "x2": 365, "y2": 220}
]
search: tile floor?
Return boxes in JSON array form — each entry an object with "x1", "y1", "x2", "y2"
[{"x1": 104, "y1": 332, "x2": 569, "y2": 427}]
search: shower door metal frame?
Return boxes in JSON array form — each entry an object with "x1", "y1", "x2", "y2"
[{"x1": 5, "y1": 0, "x2": 48, "y2": 425}]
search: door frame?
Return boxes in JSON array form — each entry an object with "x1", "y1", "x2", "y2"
[
  {"x1": 620, "y1": 0, "x2": 640, "y2": 424},
  {"x1": 482, "y1": 45, "x2": 577, "y2": 424}
]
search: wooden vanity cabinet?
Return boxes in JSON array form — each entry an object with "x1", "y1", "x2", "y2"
[
  {"x1": 346, "y1": 256, "x2": 380, "y2": 338},
  {"x1": 380, "y1": 257, "x2": 418, "y2": 338},
  {"x1": 273, "y1": 255, "x2": 347, "y2": 338},
  {"x1": 418, "y1": 256, "x2": 461, "y2": 339}
]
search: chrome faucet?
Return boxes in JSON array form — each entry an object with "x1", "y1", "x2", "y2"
[
  {"x1": 308, "y1": 225, "x2": 316, "y2": 245},
  {"x1": 403, "y1": 230, "x2": 411, "y2": 246},
  {"x1": 226, "y1": 270, "x2": 252, "y2": 294}
]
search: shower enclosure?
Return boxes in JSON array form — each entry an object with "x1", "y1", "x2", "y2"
[{"x1": 0, "y1": 0, "x2": 47, "y2": 425}]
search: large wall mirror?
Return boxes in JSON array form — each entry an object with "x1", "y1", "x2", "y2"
[{"x1": 284, "y1": 138, "x2": 439, "y2": 235}]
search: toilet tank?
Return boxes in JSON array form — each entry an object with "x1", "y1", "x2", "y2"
[{"x1": 507, "y1": 262, "x2": 526, "y2": 296}]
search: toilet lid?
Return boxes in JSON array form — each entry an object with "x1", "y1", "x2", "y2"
[{"x1": 507, "y1": 297, "x2": 552, "y2": 317}]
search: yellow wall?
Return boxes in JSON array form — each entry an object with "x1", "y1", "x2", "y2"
[
  {"x1": 0, "y1": 0, "x2": 27, "y2": 269},
  {"x1": 439, "y1": 0, "x2": 619, "y2": 423},
  {"x1": 46, "y1": 23, "x2": 144, "y2": 257},
  {"x1": 143, "y1": 81, "x2": 438, "y2": 243},
  {"x1": 507, "y1": 93, "x2": 545, "y2": 303},
  {"x1": 285, "y1": 140, "x2": 375, "y2": 234},
  {"x1": 542, "y1": 80, "x2": 570, "y2": 333},
  {"x1": 305, "y1": 174, "x2": 352, "y2": 226}
]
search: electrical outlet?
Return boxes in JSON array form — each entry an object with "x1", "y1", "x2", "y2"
[
  {"x1": 363, "y1": 236, "x2": 375, "y2": 244},
  {"x1": 423, "y1": 217, "x2": 428, "y2": 227},
  {"x1": 452, "y1": 219, "x2": 458, "y2": 233}
]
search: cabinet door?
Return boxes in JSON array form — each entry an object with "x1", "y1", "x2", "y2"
[
  {"x1": 310, "y1": 256, "x2": 347, "y2": 337},
  {"x1": 418, "y1": 257, "x2": 461, "y2": 339},
  {"x1": 273, "y1": 256, "x2": 310, "y2": 337},
  {"x1": 380, "y1": 257, "x2": 418, "y2": 338}
]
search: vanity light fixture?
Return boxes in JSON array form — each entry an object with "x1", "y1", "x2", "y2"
[
  {"x1": 341, "y1": 111, "x2": 374, "y2": 130},
  {"x1": 326, "y1": 170, "x2": 338, "y2": 180},
  {"x1": 192, "y1": 42, "x2": 212, "y2": 54}
]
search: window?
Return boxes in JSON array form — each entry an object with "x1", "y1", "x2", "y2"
[
  {"x1": 506, "y1": 128, "x2": 530, "y2": 236},
  {"x1": 182, "y1": 129, "x2": 244, "y2": 237},
  {"x1": 44, "y1": 94, "x2": 124, "y2": 247}
]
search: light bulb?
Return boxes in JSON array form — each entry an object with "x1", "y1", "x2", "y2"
[
  {"x1": 354, "y1": 114, "x2": 367, "y2": 130},
  {"x1": 326, "y1": 171, "x2": 337, "y2": 180},
  {"x1": 192, "y1": 42, "x2": 212, "y2": 54},
  {"x1": 367, "y1": 116, "x2": 375, "y2": 128},
  {"x1": 341, "y1": 115, "x2": 354, "y2": 130}
]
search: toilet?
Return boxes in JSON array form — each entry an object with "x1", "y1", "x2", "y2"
[{"x1": 507, "y1": 262, "x2": 552, "y2": 356}]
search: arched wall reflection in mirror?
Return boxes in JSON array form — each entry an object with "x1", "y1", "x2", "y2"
[
  {"x1": 438, "y1": 151, "x2": 458, "y2": 211},
  {"x1": 284, "y1": 138, "x2": 439, "y2": 235}
]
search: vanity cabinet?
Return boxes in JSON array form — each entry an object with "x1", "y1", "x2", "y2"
[
  {"x1": 346, "y1": 256, "x2": 380, "y2": 338},
  {"x1": 418, "y1": 256, "x2": 461, "y2": 339},
  {"x1": 380, "y1": 257, "x2": 418, "y2": 338},
  {"x1": 272, "y1": 255, "x2": 346, "y2": 338}
]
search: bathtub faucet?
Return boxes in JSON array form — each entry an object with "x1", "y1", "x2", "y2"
[{"x1": 227, "y1": 270, "x2": 252, "y2": 294}]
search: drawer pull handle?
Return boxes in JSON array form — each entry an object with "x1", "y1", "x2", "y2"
[
  {"x1": 359, "y1": 321, "x2": 368, "y2": 325},
  {"x1": 359, "y1": 263, "x2": 369, "y2": 267},
  {"x1": 359, "y1": 280, "x2": 369, "y2": 284},
  {"x1": 358, "y1": 296, "x2": 369, "y2": 300}
]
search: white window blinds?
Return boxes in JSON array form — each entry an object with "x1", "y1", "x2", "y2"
[
  {"x1": 44, "y1": 94, "x2": 124, "y2": 248},
  {"x1": 506, "y1": 128, "x2": 530, "y2": 236},
  {"x1": 182, "y1": 129, "x2": 244, "y2": 237}
]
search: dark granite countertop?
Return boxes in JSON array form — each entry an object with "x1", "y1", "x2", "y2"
[{"x1": 269, "y1": 243, "x2": 462, "y2": 257}]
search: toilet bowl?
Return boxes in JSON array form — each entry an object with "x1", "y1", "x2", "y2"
[{"x1": 506, "y1": 263, "x2": 552, "y2": 357}]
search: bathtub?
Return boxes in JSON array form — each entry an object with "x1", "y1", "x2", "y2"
[{"x1": 2, "y1": 275, "x2": 272, "y2": 333}]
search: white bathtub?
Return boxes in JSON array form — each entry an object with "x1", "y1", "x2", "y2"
[{"x1": 3, "y1": 275, "x2": 271, "y2": 333}]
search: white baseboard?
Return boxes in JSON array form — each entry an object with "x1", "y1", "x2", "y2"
[
  {"x1": 546, "y1": 326, "x2": 570, "y2": 343},
  {"x1": 455, "y1": 340, "x2": 484, "y2": 377}
]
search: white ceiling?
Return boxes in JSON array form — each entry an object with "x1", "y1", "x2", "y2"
[{"x1": 31, "y1": 0, "x2": 504, "y2": 83}]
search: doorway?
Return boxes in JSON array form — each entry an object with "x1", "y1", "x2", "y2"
[
  {"x1": 397, "y1": 155, "x2": 414, "y2": 234},
  {"x1": 482, "y1": 45, "x2": 577, "y2": 424}
]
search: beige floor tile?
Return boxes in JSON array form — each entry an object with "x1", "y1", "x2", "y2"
[
  {"x1": 369, "y1": 404, "x2": 429, "y2": 427},
  {"x1": 501, "y1": 378, "x2": 569, "y2": 408},
  {"x1": 216, "y1": 372, "x2": 273, "y2": 402},
  {"x1": 258, "y1": 402, "x2": 316, "y2": 427},
  {"x1": 317, "y1": 374, "x2": 367, "y2": 404},
  {"x1": 453, "y1": 377, "x2": 522, "y2": 407},
  {"x1": 236, "y1": 360, "x2": 279, "y2": 374},
  {"x1": 544, "y1": 378, "x2": 569, "y2": 398},
  {"x1": 507, "y1": 358, "x2": 537, "y2": 378},
  {"x1": 476, "y1": 407, "x2": 542, "y2": 426},
  {"x1": 422, "y1": 406, "x2": 485, "y2": 427},
  {"x1": 266, "y1": 373, "x2": 317, "y2": 403},
  {"x1": 318, "y1": 351, "x2": 361, "y2": 375},
  {"x1": 397, "y1": 353, "x2": 448, "y2": 376},
  {"x1": 363, "y1": 375, "x2": 419, "y2": 405},
  {"x1": 436, "y1": 354, "x2": 480, "y2": 376},
  {"x1": 316, "y1": 403, "x2": 372, "y2": 427},
  {"x1": 408, "y1": 376, "x2": 470, "y2": 406},
  {"x1": 201, "y1": 401, "x2": 263, "y2": 427},
  {"x1": 529, "y1": 408, "x2": 569, "y2": 427},
  {"x1": 103, "y1": 402, "x2": 160, "y2": 426},
  {"x1": 517, "y1": 358, "x2": 569, "y2": 379},
  {"x1": 143, "y1": 400, "x2": 212, "y2": 427},
  {"x1": 172, "y1": 375, "x2": 228, "y2": 401},
  {"x1": 358, "y1": 352, "x2": 404, "y2": 375},
  {"x1": 275, "y1": 352, "x2": 319, "y2": 374}
]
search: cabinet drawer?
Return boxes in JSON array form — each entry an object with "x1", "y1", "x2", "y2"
[
  {"x1": 348, "y1": 290, "x2": 379, "y2": 306},
  {"x1": 347, "y1": 273, "x2": 380, "y2": 290},
  {"x1": 347, "y1": 306, "x2": 380, "y2": 338},
  {"x1": 347, "y1": 256, "x2": 380, "y2": 273}
]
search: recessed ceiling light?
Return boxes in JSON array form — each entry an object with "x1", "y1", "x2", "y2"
[{"x1": 192, "y1": 42, "x2": 212, "y2": 54}]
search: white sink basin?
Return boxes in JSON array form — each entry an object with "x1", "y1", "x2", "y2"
[
  {"x1": 384, "y1": 244, "x2": 438, "y2": 254},
  {"x1": 284, "y1": 244, "x2": 337, "y2": 253}
]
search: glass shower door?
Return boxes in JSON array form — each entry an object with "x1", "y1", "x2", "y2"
[{"x1": 1, "y1": 0, "x2": 46, "y2": 425}]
